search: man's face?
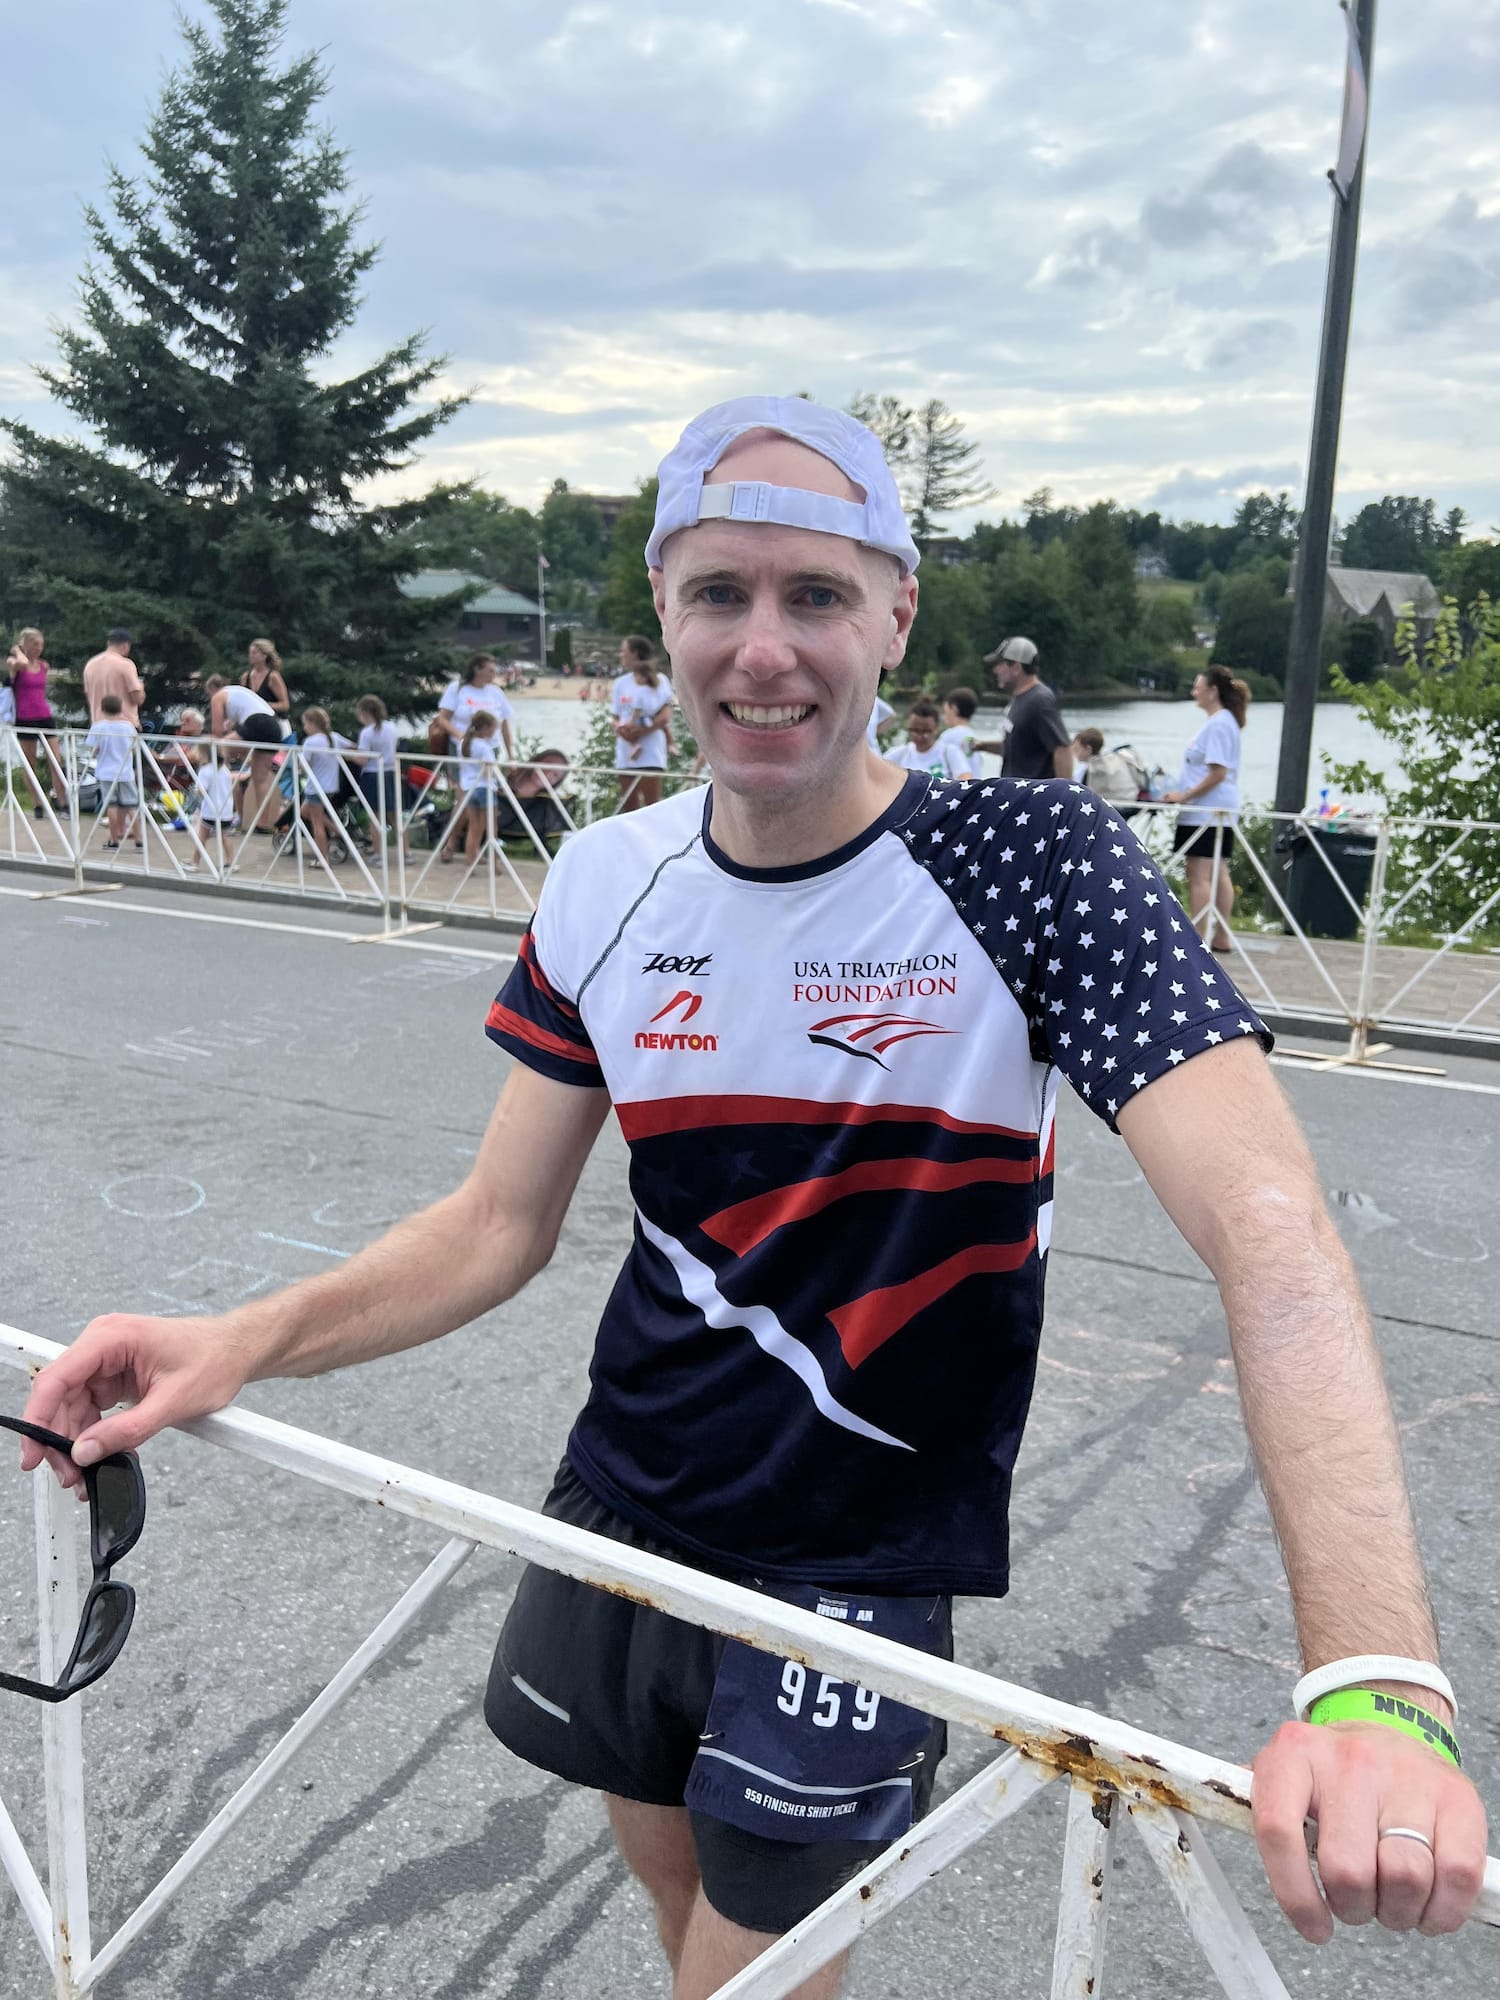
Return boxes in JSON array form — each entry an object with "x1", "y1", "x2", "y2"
[
  {"x1": 991, "y1": 654, "x2": 1022, "y2": 696},
  {"x1": 907, "y1": 711, "x2": 938, "y2": 752},
  {"x1": 653, "y1": 435, "x2": 917, "y2": 804}
]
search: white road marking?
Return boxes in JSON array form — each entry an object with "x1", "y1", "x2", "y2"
[
  {"x1": 255, "y1": 1232, "x2": 352, "y2": 1260},
  {"x1": 0, "y1": 880, "x2": 516, "y2": 963},
  {"x1": 1271, "y1": 1053, "x2": 1500, "y2": 1099}
]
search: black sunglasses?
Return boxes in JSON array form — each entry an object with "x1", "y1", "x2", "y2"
[{"x1": 2, "y1": 1415, "x2": 146, "y2": 1703}]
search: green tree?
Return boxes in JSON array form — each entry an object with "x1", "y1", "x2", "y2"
[
  {"x1": 1213, "y1": 563, "x2": 1293, "y2": 682},
  {"x1": 847, "y1": 393, "x2": 993, "y2": 542},
  {"x1": 1337, "y1": 496, "x2": 1465, "y2": 578},
  {"x1": 1330, "y1": 616, "x2": 1384, "y2": 684},
  {"x1": 0, "y1": 0, "x2": 464, "y2": 719},
  {"x1": 983, "y1": 541, "x2": 1079, "y2": 683},
  {"x1": 902, "y1": 400, "x2": 995, "y2": 541},
  {"x1": 540, "y1": 481, "x2": 605, "y2": 581},
  {"x1": 900, "y1": 562, "x2": 989, "y2": 690},
  {"x1": 1323, "y1": 596, "x2": 1500, "y2": 934},
  {"x1": 599, "y1": 480, "x2": 662, "y2": 643},
  {"x1": 846, "y1": 392, "x2": 914, "y2": 464},
  {"x1": 1064, "y1": 503, "x2": 1140, "y2": 683},
  {"x1": 1438, "y1": 538, "x2": 1500, "y2": 612},
  {"x1": 401, "y1": 487, "x2": 541, "y2": 594}
]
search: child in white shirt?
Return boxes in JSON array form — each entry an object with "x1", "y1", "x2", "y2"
[
  {"x1": 882, "y1": 700, "x2": 970, "y2": 781},
  {"x1": 86, "y1": 693, "x2": 141, "y2": 847},
  {"x1": 193, "y1": 743, "x2": 243, "y2": 868},
  {"x1": 938, "y1": 687, "x2": 983, "y2": 779},
  {"x1": 298, "y1": 706, "x2": 345, "y2": 864},
  {"x1": 454, "y1": 710, "x2": 501, "y2": 864}
]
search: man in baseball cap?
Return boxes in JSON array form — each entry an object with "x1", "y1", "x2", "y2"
[
  {"x1": 982, "y1": 631, "x2": 1072, "y2": 782},
  {"x1": 28, "y1": 395, "x2": 1487, "y2": 1997}
]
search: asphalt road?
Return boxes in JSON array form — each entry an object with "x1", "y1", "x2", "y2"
[{"x1": 0, "y1": 872, "x2": 1496, "y2": 1999}]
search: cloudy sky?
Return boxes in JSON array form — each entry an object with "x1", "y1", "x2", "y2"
[{"x1": 7, "y1": 0, "x2": 1499, "y2": 533}]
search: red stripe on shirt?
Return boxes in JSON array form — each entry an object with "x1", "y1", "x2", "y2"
[
  {"x1": 702, "y1": 1155, "x2": 1037, "y2": 1257},
  {"x1": 486, "y1": 1000, "x2": 598, "y2": 1069},
  {"x1": 829, "y1": 1231, "x2": 1039, "y2": 1370},
  {"x1": 616, "y1": 1094, "x2": 1033, "y2": 1145}
]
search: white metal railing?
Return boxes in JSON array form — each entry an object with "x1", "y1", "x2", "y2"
[
  {"x1": 3, "y1": 1326, "x2": 1496, "y2": 1999},
  {"x1": 3, "y1": 729, "x2": 1498, "y2": 1055},
  {"x1": 0, "y1": 724, "x2": 707, "y2": 927}
]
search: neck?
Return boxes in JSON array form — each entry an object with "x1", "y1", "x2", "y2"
[{"x1": 708, "y1": 754, "x2": 906, "y2": 871}]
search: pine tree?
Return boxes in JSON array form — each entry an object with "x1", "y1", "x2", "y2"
[
  {"x1": 904, "y1": 400, "x2": 995, "y2": 544},
  {"x1": 0, "y1": 0, "x2": 467, "y2": 721}
]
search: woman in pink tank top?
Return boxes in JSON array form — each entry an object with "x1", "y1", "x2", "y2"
[{"x1": 6, "y1": 627, "x2": 63, "y2": 818}]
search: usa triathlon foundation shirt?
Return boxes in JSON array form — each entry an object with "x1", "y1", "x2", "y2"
[{"x1": 486, "y1": 773, "x2": 1270, "y2": 1594}]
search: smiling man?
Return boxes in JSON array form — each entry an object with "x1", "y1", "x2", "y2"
[{"x1": 23, "y1": 397, "x2": 1486, "y2": 1999}]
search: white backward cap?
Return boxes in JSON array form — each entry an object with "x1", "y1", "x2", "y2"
[{"x1": 644, "y1": 395, "x2": 920, "y2": 576}]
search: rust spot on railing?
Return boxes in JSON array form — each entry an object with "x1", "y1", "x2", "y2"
[{"x1": 1007, "y1": 1731, "x2": 1200, "y2": 1815}]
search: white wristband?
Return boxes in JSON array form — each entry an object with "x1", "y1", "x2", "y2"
[{"x1": 1293, "y1": 1655, "x2": 1456, "y2": 1724}]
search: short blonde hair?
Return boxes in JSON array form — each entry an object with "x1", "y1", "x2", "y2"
[{"x1": 15, "y1": 627, "x2": 43, "y2": 651}]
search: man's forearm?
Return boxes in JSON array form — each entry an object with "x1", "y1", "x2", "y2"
[
  {"x1": 1214, "y1": 1194, "x2": 1439, "y2": 1677},
  {"x1": 229, "y1": 1186, "x2": 544, "y2": 1385}
]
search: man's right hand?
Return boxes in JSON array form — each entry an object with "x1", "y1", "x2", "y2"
[{"x1": 20, "y1": 1314, "x2": 252, "y2": 1484}]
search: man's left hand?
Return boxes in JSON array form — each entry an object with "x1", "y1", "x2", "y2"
[{"x1": 1252, "y1": 1719, "x2": 1488, "y2": 1942}]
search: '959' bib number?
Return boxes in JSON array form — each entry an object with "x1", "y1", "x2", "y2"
[{"x1": 776, "y1": 1660, "x2": 880, "y2": 1731}]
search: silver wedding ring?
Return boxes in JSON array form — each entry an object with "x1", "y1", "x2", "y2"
[{"x1": 1378, "y1": 1826, "x2": 1434, "y2": 1855}]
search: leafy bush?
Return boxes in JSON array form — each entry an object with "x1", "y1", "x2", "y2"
[{"x1": 1322, "y1": 595, "x2": 1500, "y2": 937}]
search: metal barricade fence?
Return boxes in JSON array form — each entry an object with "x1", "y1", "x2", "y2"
[
  {"x1": 3, "y1": 731, "x2": 1497, "y2": 1054},
  {"x1": 2, "y1": 1326, "x2": 1496, "y2": 2000}
]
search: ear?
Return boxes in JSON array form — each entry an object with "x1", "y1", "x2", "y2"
[{"x1": 882, "y1": 573, "x2": 919, "y2": 671}]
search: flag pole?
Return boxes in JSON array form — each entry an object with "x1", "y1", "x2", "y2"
[
  {"x1": 1275, "y1": 0, "x2": 1377, "y2": 817},
  {"x1": 537, "y1": 550, "x2": 549, "y2": 673}
]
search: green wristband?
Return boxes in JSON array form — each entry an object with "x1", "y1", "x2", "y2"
[{"x1": 1308, "y1": 1688, "x2": 1462, "y2": 1769}]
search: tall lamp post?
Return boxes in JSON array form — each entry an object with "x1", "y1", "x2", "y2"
[
  {"x1": 1275, "y1": 0, "x2": 1377, "y2": 817},
  {"x1": 537, "y1": 548, "x2": 550, "y2": 673}
]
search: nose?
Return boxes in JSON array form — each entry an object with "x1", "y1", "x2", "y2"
[{"x1": 734, "y1": 597, "x2": 799, "y2": 682}]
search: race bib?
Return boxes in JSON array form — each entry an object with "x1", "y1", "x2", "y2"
[{"x1": 683, "y1": 1584, "x2": 949, "y2": 1844}]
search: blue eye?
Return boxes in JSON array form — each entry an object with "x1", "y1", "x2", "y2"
[
  {"x1": 802, "y1": 587, "x2": 840, "y2": 609},
  {"x1": 701, "y1": 583, "x2": 738, "y2": 606}
]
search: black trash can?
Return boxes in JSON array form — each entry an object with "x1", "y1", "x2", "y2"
[{"x1": 1275, "y1": 822, "x2": 1377, "y2": 939}]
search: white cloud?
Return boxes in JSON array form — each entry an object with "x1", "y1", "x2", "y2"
[{"x1": 4, "y1": 0, "x2": 1498, "y2": 533}]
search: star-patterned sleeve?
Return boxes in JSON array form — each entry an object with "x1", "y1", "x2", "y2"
[{"x1": 911, "y1": 778, "x2": 1271, "y2": 1131}]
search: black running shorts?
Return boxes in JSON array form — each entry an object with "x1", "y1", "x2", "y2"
[
  {"x1": 1171, "y1": 819, "x2": 1237, "y2": 858},
  {"x1": 484, "y1": 1458, "x2": 951, "y2": 1934}
]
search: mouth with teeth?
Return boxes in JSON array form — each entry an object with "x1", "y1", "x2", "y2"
[{"x1": 722, "y1": 702, "x2": 816, "y2": 730}]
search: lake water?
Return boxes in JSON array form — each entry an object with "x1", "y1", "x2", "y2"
[{"x1": 509, "y1": 690, "x2": 1393, "y2": 808}]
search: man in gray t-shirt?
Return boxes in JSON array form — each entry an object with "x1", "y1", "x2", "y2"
[{"x1": 983, "y1": 636, "x2": 1072, "y2": 781}]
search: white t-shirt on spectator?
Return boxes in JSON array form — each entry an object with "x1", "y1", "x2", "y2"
[
  {"x1": 1172, "y1": 711, "x2": 1242, "y2": 824},
  {"x1": 866, "y1": 696, "x2": 894, "y2": 749},
  {"x1": 936, "y1": 723, "x2": 982, "y2": 779},
  {"x1": 196, "y1": 759, "x2": 238, "y2": 822},
  {"x1": 883, "y1": 736, "x2": 971, "y2": 781},
  {"x1": 441, "y1": 681, "x2": 514, "y2": 742},
  {"x1": 460, "y1": 736, "x2": 499, "y2": 794},
  {"x1": 611, "y1": 674, "x2": 673, "y2": 770},
  {"x1": 301, "y1": 732, "x2": 348, "y2": 797},
  {"x1": 86, "y1": 719, "x2": 136, "y2": 785},
  {"x1": 358, "y1": 720, "x2": 399, "y2": 771}
]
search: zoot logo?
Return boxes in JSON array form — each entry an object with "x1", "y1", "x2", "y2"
[{"x1": 642, "y1": 951, "x2": 713, "y2": 976}]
